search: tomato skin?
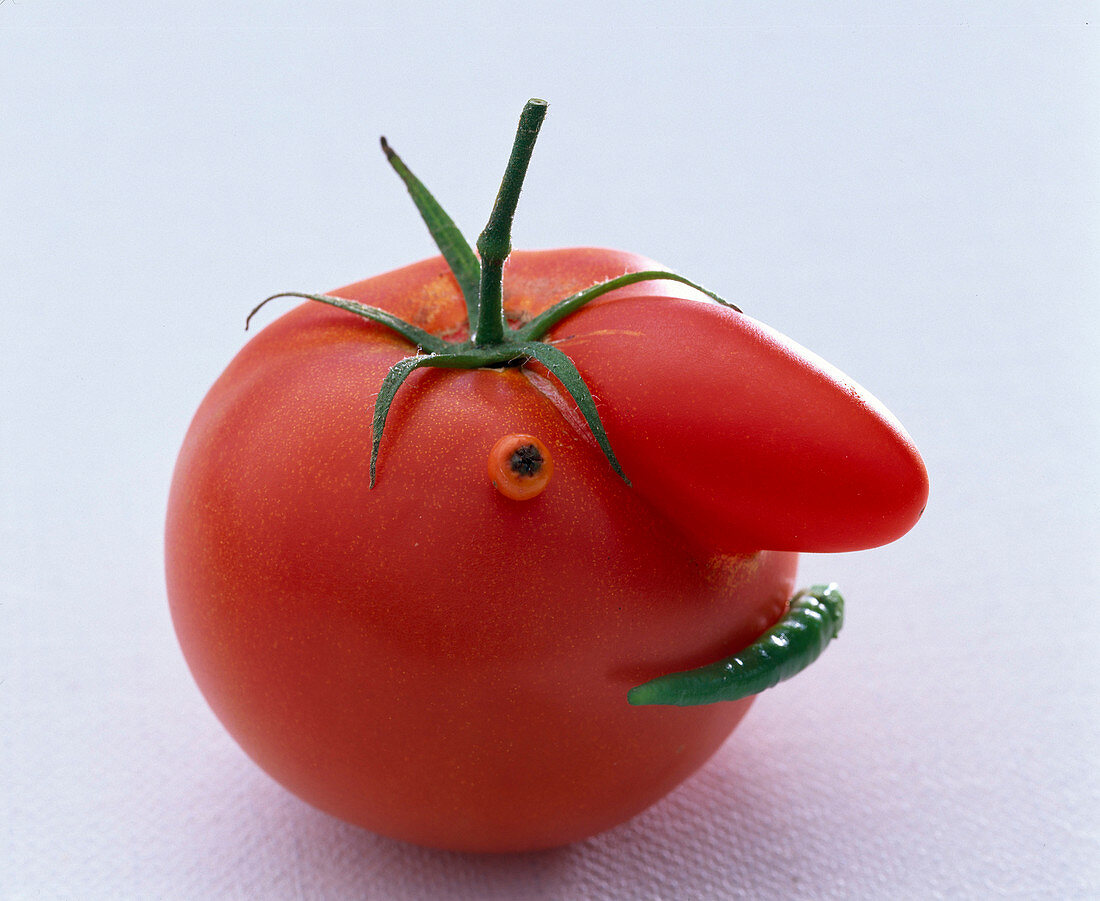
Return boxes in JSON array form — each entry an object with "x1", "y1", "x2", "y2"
[{"x1": 166, "y1": 246, "x2": 922, "y2": 850}]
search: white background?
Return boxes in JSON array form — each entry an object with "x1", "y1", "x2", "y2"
[{"x1": 3, "y1": 3, "x2": 1097, "y2": 899}]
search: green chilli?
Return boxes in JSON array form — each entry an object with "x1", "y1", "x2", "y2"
[{"x1": 627, "y1": 583, "x2": 844, "y2": 707}]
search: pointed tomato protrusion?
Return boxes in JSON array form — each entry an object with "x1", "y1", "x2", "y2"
[{"x1": 545, "y1": 294, "x2": 928, "y2": 555}]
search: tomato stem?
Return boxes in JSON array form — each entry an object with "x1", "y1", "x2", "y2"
[{"x1": 473, "y1": 99, "x2": 548, "y2": 346}]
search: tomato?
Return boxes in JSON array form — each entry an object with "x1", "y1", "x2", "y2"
[{"x1": 166, "y1": 101, "x2": 927, "y2": 852}]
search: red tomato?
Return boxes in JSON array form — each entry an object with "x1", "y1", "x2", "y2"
[{"x1": 166, "y1": 246, "x2": 925, "y2": 851}]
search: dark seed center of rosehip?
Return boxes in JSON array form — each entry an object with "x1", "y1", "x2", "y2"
[{"x1": 510, "y1": 444, "x2": 544, "y2": 477}]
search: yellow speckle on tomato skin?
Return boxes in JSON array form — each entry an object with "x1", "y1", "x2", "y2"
[{"x1": 399, "y1": 273, "x2": 468, "y2": 337}]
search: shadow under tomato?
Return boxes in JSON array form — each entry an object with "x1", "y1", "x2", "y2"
[
  {"x1": 263, "y1": 721, "x2": 821, "y2": 900},
  {"x1": 172, "y1": 698, "x2": 848, "y2": 899}
]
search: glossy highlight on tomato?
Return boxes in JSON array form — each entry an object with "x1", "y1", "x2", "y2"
[{"x1": 166, "y1": 100, "x2": 928, "y2": 852}]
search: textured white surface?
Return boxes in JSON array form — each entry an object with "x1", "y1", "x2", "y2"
[{"x1": 3, "y1": 5, "x2": 1097, "y2": 899}]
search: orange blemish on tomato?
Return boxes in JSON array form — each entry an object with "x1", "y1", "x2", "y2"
[{"x1": 488, "y1": 434, "x2": 553, "y2": 500}]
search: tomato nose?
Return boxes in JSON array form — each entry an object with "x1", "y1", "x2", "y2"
[{"x1": 548, "y1": 296, "x2": 929, "y2": 555}]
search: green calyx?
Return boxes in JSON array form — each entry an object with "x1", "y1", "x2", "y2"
[{"x1": 247, "y1": 99, "x2": 740, "y2": 486}]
